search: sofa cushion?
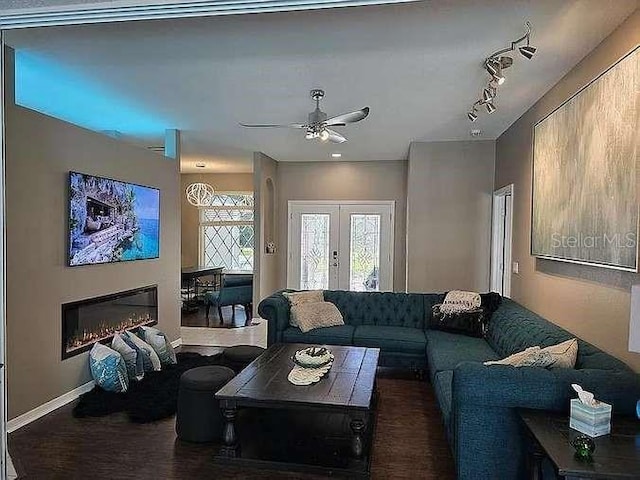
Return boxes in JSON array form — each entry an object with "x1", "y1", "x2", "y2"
[
  {"x1": 323, "y1": 291, "x2": 427, "y2": 328},
  {"x1": 425, "y1": 330, "x2": 499, "y2": 381},
  {"x1": 282, "y1": 325, "x2": 355, "y2": 346},
  {"x1": 353, "y1": 325, "x2": 426, "y2": 354},
  {"x1": 433, "y1": 370, "x2": 453, "y2": 441}
]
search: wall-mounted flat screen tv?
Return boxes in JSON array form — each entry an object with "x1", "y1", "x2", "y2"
[{"x1": 69, "y1": 172, "x2": 160, "y2": 266}]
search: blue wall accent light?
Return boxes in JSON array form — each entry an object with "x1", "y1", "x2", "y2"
[{"x1": 14, "y1": 50, "x2": 170, "y2": 138}]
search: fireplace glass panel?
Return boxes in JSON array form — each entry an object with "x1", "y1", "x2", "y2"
[{"x1": 62, "y1": 285, "x2": 158, "y2": 360}]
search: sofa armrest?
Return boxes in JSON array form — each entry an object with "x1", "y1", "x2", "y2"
[
  {"x1": 258, "y1": 291, "x2": 291, "y2": 346},
  {"x1": 453, "y1": 362, "x2": 640, "y2": 414}
]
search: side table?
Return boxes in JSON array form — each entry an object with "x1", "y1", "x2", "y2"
[{"x1": 518, "y1": 408, "x2": 640, "y2": 479}]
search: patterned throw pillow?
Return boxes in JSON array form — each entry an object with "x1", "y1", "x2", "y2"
[
  {"x1": 484, "y1": 346, "x2": 554, "y2": 368},
  {"x1": 89, "y1": 343, "x2": 129, "y2": 393},
  {"x1": 283, "y1": 290, "x2": 324, "y2": 327},
  {"x1": 539, "y1": 338, "x2": 578, "y2": 369},
  {"x1": 139, "y1": 326, "x2": 177, "y2": 365},
  {"x1": 111, "y1": 333, "x2": 144, "y2": 380},
  {"x1": 121, "y1": 334, "x2": 153, "y2": 372},
  {"x1": 125, "y1": 331, "x2": 161, "y2": 371},
  {"x1": 293, "y1": 301, "x2": 344, "y2": 333}
]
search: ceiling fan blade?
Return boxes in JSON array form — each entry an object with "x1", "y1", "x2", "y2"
[
  {"x1": 325, "y1": 129, "x2": 347, "y2": 144},
  {"x1": 239, "y1": 123, "x2": 306, "y2": 129},
  {"x1": 324, "y1": 107, "x2": 370, "y2": 126}
]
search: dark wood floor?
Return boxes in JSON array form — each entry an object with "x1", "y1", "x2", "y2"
[
  {"x1": 9, "y1": 357, "x2": 456, "y2": 480},
  {"x1": 181, "y1": 304, "x2": 250, "y2": 328}
]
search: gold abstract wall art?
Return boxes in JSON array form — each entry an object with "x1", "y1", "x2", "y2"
[{"x1": 532, "y1": 46, "x2": 639, "y2": 271}]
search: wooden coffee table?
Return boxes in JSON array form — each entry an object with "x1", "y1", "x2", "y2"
[{"x1": 215, "y1": 343, "x2": 380, "y2": 478}]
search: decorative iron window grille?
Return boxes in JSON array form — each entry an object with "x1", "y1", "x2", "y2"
[{"x1": 199, "y1": 192, "x2": 254, "y2": 271}]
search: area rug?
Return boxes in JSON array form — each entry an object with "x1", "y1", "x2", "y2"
[{"x1": 73, "y1": 352, "x2": 224, "y2": 423}]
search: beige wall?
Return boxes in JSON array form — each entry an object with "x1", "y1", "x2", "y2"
[
  {"x1": 276, "y1": 160, "x2": 407, "y2": 291},
  {"x1": 6, "y1": 102, "x2": 181, "y2": 417},
  {"x1": 407, "y1": 141, "x2": 495, "y2": 293},
  {"x1": 495, "y1": 10, "x2": 640, "y2": 372},
  {"x1": 180, "y1": 173, "x2": 253, "y2": 268},
  {"x1": 253, "y1": 153, "x2": 280, "y2": 305}
]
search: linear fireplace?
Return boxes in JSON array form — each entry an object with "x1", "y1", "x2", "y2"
[{"x1": 62, "y1": 285, "x2": 158, "y2": 360}]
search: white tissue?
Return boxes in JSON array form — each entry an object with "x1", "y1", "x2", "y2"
[{"x1": 571, "y1": 384, "x2": 596, "y2": 407}]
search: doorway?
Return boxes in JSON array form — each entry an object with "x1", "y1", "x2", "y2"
[
  {"x1": 490, "y1": 184, "x2": 514, "y2": 297},
  {"x1": 287, "y1": 201, "x2": 394, "y2": 292}
]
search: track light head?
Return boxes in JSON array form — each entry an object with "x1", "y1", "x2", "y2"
[
  {"x1": 467, "y1": 111, "x2": 478, "y2": 122},
  {"x1": 519, "y1": 45, "x2": 537, "y2": 60},
  {"x1": 485, "y1": 102, "x2": 496, "y2": 114},
  {"x1": 485, "y1": 59, "x2": 505, "y2": 85},
  {"x1": 482, "y1": 88, "x2": 493, "y2": 102},
  {"x1": 485, "y1": 60, "x2": 498, "y2": 77}
]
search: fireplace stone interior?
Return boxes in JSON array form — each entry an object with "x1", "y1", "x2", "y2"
[{"x1": 62, "y1": 285, "x2": 158, "y2": 360}]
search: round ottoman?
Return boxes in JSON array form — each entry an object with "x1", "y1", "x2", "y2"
[
  {"x1": 222, "y1": 345, "x2": 266, "y2": 373},
  {"x1": 175, "y1": 365, "x2": 235, "y2": 443}
]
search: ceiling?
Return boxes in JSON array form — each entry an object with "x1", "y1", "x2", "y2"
[{"x1": 5, "y1": 0, "x2": 638, "y2": 172}]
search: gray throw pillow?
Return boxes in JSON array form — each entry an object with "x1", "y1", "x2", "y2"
[
  {"x1": 111, "y1": 333, "x2": 144, "y2": 380},
  {"x1": 139, "y1": 326, "x2": 177, "y2": 365}
]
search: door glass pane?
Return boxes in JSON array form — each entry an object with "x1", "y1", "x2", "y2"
[
  {"x1": 349, "y1": 214, "x2": 381, "y2": 291},
  {"x1": 300, "y1": 214, "x2": 330, "y2": 289}
]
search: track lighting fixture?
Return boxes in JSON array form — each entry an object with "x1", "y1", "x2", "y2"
[{"x1": 467, "y1": 21, "x2": 536, "y2": 122}]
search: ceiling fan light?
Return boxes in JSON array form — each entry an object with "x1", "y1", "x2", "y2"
[
  {"x1": 485, "y1": 102, "x2": 496, "y2": 114},
  {"x1": 467, "y1": 111, "x2": 478, "y2": 122},
  {"x1": 519, "y1": 45, "x2": 537, "y2": 60},
  {"x1": 319, "y1": 129, "x2": 330, "y2": 142},
  {"x1": 305, "y1": 131, "x2": 314, "y2": 140}
]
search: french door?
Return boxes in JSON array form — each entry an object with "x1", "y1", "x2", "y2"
[{"x1": 287, "y1": 201, "x2": 394, "y2": 291}]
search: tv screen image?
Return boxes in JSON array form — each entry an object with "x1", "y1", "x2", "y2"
[{"x1": 69, "y1": 172, "x2": 160, "y2": 266}]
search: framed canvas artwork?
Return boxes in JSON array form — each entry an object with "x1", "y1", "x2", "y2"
[{"x1": 532, "y1": 46, "x2": 639, "y2": 271}]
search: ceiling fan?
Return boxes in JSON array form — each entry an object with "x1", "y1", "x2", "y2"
[{"x1": 239, "y1": 89, "x2": 370, "y2": 144}]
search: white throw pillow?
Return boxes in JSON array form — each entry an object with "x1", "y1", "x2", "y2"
[
  {"x1": 283, "y1": 290, "x2": 324, "y2": 327},
  {"x1": 293, "y1": 301, "x2": 344, "y2": 333},
  {"x1": 539, "y1": 338, "x2": 578, "y2": 369},
  {"x1": 125, "y1": 331, "x2": 161, "y2": 371}
]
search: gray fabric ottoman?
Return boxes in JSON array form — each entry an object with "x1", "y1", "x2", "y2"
[
  {"x1": 222, "y1": 345, "x2": 266, "y2": 373},
  {"x1": 175, "y1": 365, "x2": 235, "y2": 443}
]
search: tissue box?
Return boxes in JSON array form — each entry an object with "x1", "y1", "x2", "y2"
[{"x1": 569, "y1": 398, "x2": 612, "y2": 437}]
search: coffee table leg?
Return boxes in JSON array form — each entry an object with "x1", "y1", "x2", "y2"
[
  {"x1": 350, "y1": 418, "x2": 366, "y2": 459},
  {"x1": 220, "y1": 407, "x2": 239, "y2": 457}
]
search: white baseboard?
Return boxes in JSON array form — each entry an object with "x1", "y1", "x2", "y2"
[
  {"x1": 7, "y1": 380, "x2": 96, "y2": 433},
  {"x1": 7, "y1": 337, "x2": 184, "y2": 434}
]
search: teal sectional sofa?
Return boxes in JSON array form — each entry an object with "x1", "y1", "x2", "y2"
[{"x1": 258, "y1": 290, "x2": 640, "y2": 480}]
